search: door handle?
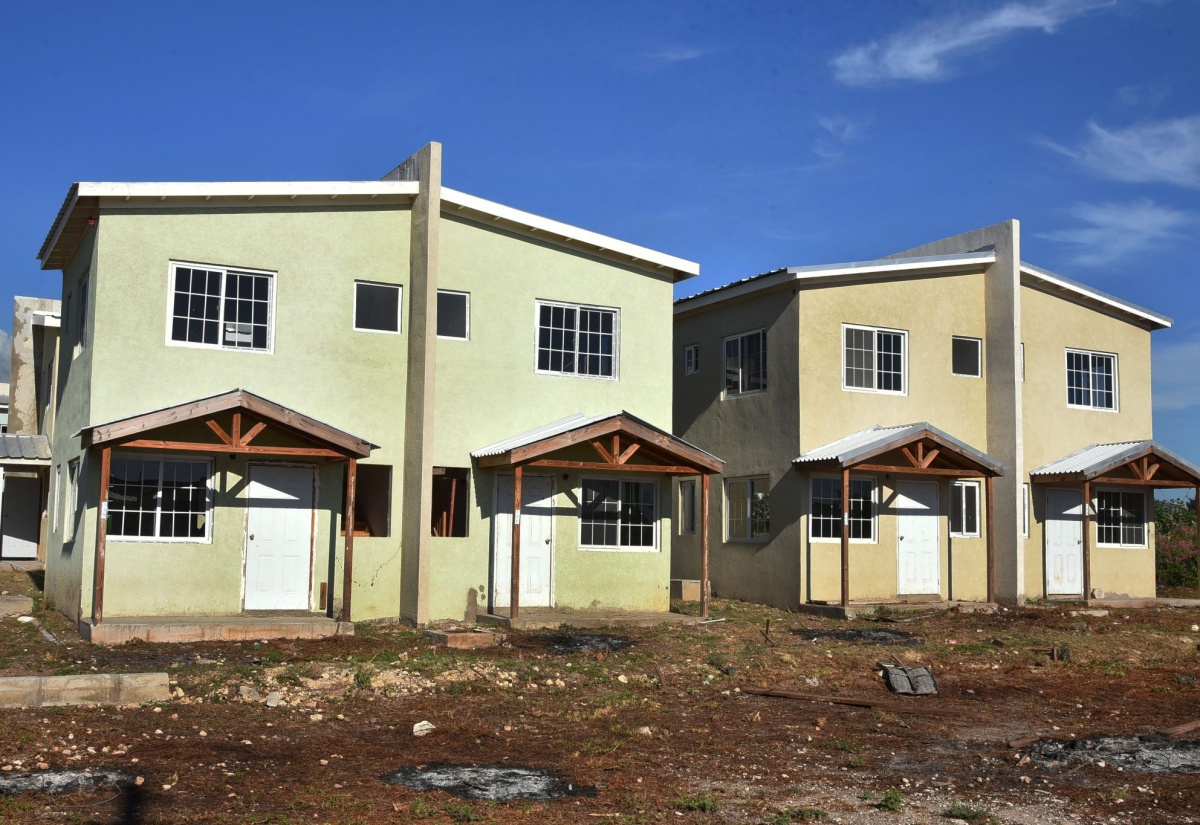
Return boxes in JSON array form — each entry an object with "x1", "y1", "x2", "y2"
[
  {"x1": 544, "y1": 539, "x2": 550, "y2": 545},
  {"x1": 249, "y1": 534, "x2": 255, "y2": 540}
]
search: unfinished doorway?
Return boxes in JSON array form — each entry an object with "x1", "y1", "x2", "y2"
[
  {"x1": 244, "y1": 465, "x2": 315, "y2": 610},
  {"x1": 896, "y1": 481, "x2": 939, "y2": 595},
  {"x1": 492, "y1": 474, "x2": 553, "y2": 609},
  {"x1": 0, "y1": 474, "x2": 41, "y2": 559},
  {"x1": 1046, "y1": 488, "x2": 1083, "y2": 595}
]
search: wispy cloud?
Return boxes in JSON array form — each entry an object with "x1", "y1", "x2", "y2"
[
  {"x1": 1154, "y1": 333, "x2": 1200, "y2": 411},
  {"x1": 626, "y1": 44, "x2": 709, "y2": 72},
  {"x1": 1038, "y1": 199, "x2": 1195, "y2": 266},
  {"x1": 812, "y1": 114, "x2": 867, "y2": 160},
  {"x1": 832, "y1": 0, "x2": 1112, "y2": 86},
  {"x1": 1042, "y1": 115, "x2": 1200, "y2": 188}
]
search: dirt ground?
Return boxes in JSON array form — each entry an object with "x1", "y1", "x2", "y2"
[{"x1": 2, "y1": 568, "x2": 1199, "y2": 824}]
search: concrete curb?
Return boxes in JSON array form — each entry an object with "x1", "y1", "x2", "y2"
[
  {"x1": 0, "y1": 596, "x2": 34, "y2": 617},
  {"x1": 0, "y1": 672, "x2": 170, "y2": 708}
]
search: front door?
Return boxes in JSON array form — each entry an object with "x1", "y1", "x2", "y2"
[
  {"x1": 492, "y1": 474, "x2": 553, "y2": 609},
  {"x1": 897, "y1": 481, "x2": 940, "y2": 595},
  {"x1": 244, "y1": 465, "x2": 315, "y2": 610},
  {"x1": 1046, "y1": 488, "x2": 1083, "y2": 596}
]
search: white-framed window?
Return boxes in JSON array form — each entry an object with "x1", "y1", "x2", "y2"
[
  {"x1": 951, "y1": 336, "x2": 981, "y2": 378},
  {"x1": 579, "y1": 477, "x2": 657, "y2": 551},
  {"x1": 1066, "y1": 349, "x2": 1117, "y2": 410},
  {"x1": 169, "y1": 262, "x2": 275, "y2": 351},
  {"x1": 683, "y1": 344, "x2": 699, "y2": 376},
  {"x1": 723, "y1": 330, "x2": 767, "y2": 396},
  {"x1": 810, "y1": 476, "x2": 876, "y2": 542},
  {"x1": 64, "y1": 459, "x2": 80, "y2": 541},
  {"x1": 354, "y1": 281, "x2": 403, "y2": 334},
  {"x1": 725, "y1": 476, "x2": 770, "y2": 541},
  {"x1": 843, "y1": 324, "x2": 907, "y2": 394},
  {"x1": 106, "y1": 455, "x2": 214, "y2": 543},
  {"x1": 1020, "y1": 343, "x2": 1025, "y2": 382},
  {"x1": 1095, "y1": 490, "x2": 1146, "y2": 548},
  {"x1": 53, "y1": 463, "x2": 61, "y2": 534},
  {"x1": 1022, "y1": 483, "x2": 1030, "y2": 538},
  {"x1": 949, "y1": 480, "x2": 981, "y2": 537},
  {"x1": 75, "y1": 271, "x2": 89, "y2": 357},
  {"x1": 436, "y1": 290, "x2": 469, "y2": 340},
  {"x1": 678, "y1": 479, "x2": 697, "y2": 535},
  {"x1": 535, "y1": 301, "x2": 618, "y2": 379}
]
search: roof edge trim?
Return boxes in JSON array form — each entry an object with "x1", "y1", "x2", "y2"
[{"x1": 1020, "y1": 262, "x2": 1172, "y2": 329}]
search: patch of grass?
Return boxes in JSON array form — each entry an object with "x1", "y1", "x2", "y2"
[
  {"x1": 674, "y1": 791, "x2": 718, "y2": 812},
  {"x1": 1098, "y1": 784, "x2": 1130, "y2": 803},
  {"x1": 765, "y1": 806, "x2": 829, "y2": 823},
  {"x1": 848, "y1": 755, "x2": 866, "y2": 768},
  {"x1": 942, "y1": 801, "x2": 999, "y2": 822},
  {"x1": 877, "y1": 789, "x2": 905, "y2": 812},
  {"x1": 408, "y1": 797, "x2": 438, "y2": 818},
  {"x1": 831, "y1": 739, "x2": 860, "y2": 754},
  {"x1": 442, "y1": 799, "x2": 485, "y2": 822},
  {"x1": 352, "y1": 666, "x2": 373, "y2": 691}
]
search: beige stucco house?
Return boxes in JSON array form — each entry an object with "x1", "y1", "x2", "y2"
[
  {"x1": 33, "y1": 142, "x2": 721, "y2": 642},
  {"x1": 672, "y1": 221, "x2": 1199, "y2": 613}
]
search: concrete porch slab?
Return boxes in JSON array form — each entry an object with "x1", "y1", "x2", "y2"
[
  {"x1": 478, "y1": 609, "x2": 702, "y2": 630},
  {"x1": 1087, "y1": 597, "x2": 1200, "y2": 609},
  {"x1": 796, "y1": 600, "x2": 996, "y2": 620},
  {"x1": 0, "y1": 672, "x2": 170, "y2": 708},
  {"x1": 0, "y1": 595, "x2": 34, "y2": 617},
  {"x1": 79, "y1": 615, "x2": 353, "y2": 645}
]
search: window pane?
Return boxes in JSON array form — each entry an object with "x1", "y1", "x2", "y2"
[
  {"x1": 952, "y1": 337, "x2": 981, "y2": 377},
  {"x1": 844, "y1": 327, "x2": 875, "y2": 389},
  {"x1": 679, "y1": 480, "x2": 696, "y2": 534},
  {"x1": 1067, "y1": 351, "x2": 1091, "y2": 406},
  {"x1": 436, "y1": 291, "x2": 469, "y2": 339},
  {"x1": 724, "y1": 338, "x2": 741, "y2": 394},
  {"x1": 726, "y1": 479, "x2": 749, "y2": 539},
  {"x1": 849, "y1": 478, "x2": 874, "y2": 540},
  {"x1": 170, "y1": 266, "x2": 222, "y2": 344},
  {"x1": 355, "y1": 282, "x2": 400, "y2": 332},
  {"x1": 811, "y1": 477, "x2": 840, "y2": 539},
  {"x1": 877, "y1": 331, "x2": 904, "y2": 392}
]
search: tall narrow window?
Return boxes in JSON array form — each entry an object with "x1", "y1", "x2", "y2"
[
  {"x1": 75, "y1": 272, "x2": 89, "y2": 356},
  {"x1": 1022, "y1": 483, "x2": 1030, "y2": 538},
  {"x1": 580, "y1": 478, "x2": 657, "y2": 549},
  {"x1": 678, "y1": 479, "x2": 697, "y2": 535},
  {"x1": 1096, "y1": 490, "x2": 1145, "y2": 547},
  {"x1": 107, "y1": 457, "x2": 212, "y2": 541},
  {"x1": 1066, "y1": 349, "x2": 1117, "y2": 410},
  {"x1": 430, "y1": 467, "x2": 467, "y2": 537},
  {"x1": 951, "y1": 336, "x2": 981, "y2": 377},
  {"x1": 53, "y1": 463, "x2": 61, "y2": 534},
  {"x1": 843, "y1": 325, "x2": 906, "y2": 393},
  {"x1": 949, "y1": 480, "x2": 980, "y2": 537},
  {"x1": 354, "y1": 281, "x2": 403, "y2": 333},
  {"x1": 810, "y1": 477, "x2": 875, "y2": 541},
  {"x1": 65, "y1": 459, "x2": 80, "y2": 541},
  {"x1": 725, "y1": 476, "x2": 770, "y2": 540},
  {"x1": 437, "y1": 290, "x2": 469, "y2": 339},
  {"x1": 170, "y1": 262, "x2": 274, "y2": 351},
  {"x1": 536, "y1": 301, "x2": 617, "y2": 378},
  {"x1": 723, "y1": 330, "x2": 766, "y2": 396},
  {"x1": 683, "y1": 344, "x2": 699, "y2": 375}
]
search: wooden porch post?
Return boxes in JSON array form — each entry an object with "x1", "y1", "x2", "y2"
[
  {"x1": 1082, "y1": 480, "x2": 1092, "y2": 601},
  {"x1": 985, "y1": 475, "x2": 995, "y2": 604},
  {"x1": 840, "y1": 467, "x2": 850, "y2": 609},
  {"x1": 700, "y1": 473, "x2": 710, "y2": 618},
  {"x1": 1195, "y1": 486, "x2": 1199, "y2": 600},
  {"x1": 342, "y1": 458, "x2": 357, "y2": 622},
  {"x1": 92, "y1": 447, "x2": 111, "y2": 626},
  {"x1": 511, "y1": 464, "x2": 523, "y2": 620}
]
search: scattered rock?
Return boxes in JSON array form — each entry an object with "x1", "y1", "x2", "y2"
[
  {"x1": 1070, "y1": 609, "x2": 1109, "y2": 617},
  {"x1": 237, "y1": 685, "x2": 262, "y2": 703},
  {"x1": 413, "y1": 721, "x2": 436, "y2": 737},
  {"x1": 264, "y1": 691, "x2": 282, "y2": 707}
]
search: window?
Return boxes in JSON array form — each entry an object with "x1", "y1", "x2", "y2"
[
  {"x1": 1066, "y1": 349, "x2": 1117, "y2": 410},
  {"x1": 1022, "y1": 483, "x2": 1030, "y2": 538},
  {"x1": 678, "y1": 479, "x2": 697, "y2": 535},
  {"x1": 431, "y1": 467, "x2": 468, "y2": 537},
  {"x1": 436, "y1": 290, "x2": 469, "y2": 340},
  {"x1": 1020, "y1": 343, "x2": 1025, "y2": 382},
  {"x1": 950, "y1": 480, "x2": 980, "y2": 537},
  {"x1": 107, "y1": 456, "x2": 212, "y2": 541},
  {"x1": 536, "y1": 301, "x2": 618, "y2": 378},
  {"x1": 1096, "y1": 490, "x2": 1145, "y2": 547},
  {"x1": 344, "y1": 464, "x2": 393, "y2": 538},
  {"x1": 952, "y1": 336, "x2": 981, "y2": 377},
  {"x1": 724, "y1": 330, "x2": 766, "y2": 396},
  {"x1": 53, "y1": 464, "x2": 61, "y2": 534},
  {"x1": 64, "y1": 459, "x2": 80, "y2": 541},
  {"x1": 843, "y1": 325, "x2": 906, "y2": 393},
  {"x1": 810, "y1": 476, "x2": 876, "y2": 541},
  {"x1": 580, "y1": 478, "x2": 657, "y2": 550},
  {"x1": 354, "y1": 281, "x2": 402, "y2": 333},
  {"x1": 683, "y1": 344, "x2": 699, "y2": 376},
  {"x1": 726, "y1": 476, "x2": 770, "y2": 540},
  {"x1": 75, "y1": 272, "x2": 89, "y2": 356},
  {"x1": 170, "y1": 262, "x2": 273, "y2": 351}
]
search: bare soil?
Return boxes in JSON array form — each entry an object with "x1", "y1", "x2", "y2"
[{"x1": 2, "y1": 568, "x2": 1199, "y2": 824}]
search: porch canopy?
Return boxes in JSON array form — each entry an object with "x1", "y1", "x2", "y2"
[
  {"x1": 471, "y1": 411, "x2": 724, "y2": 618},
  {"x1": 0, "y1": 434, "x2": 52, "y2": 467},
  {"x1": 793, "y1": 422, "x2": 1006, "y2": 607},
  {"x1": 79, "y1": 389, "x2": 376, "y2": 624},
  {"x1": 1030, "y1": 440, "x2": 1200, "y2": 599}
]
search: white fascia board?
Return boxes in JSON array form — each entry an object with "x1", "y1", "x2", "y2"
[
  {"x1": 39, "y1": 185, "x2": 80, "y2": 264},
  {"x1": 441, "y1": 187, "x2": 700, "y2": 279},
  {"x1": 31, "y1": 311, "x2": 61, "y2": 328},
  {"x1": 79, "y1": 180, "x2": 420, "y2": 200},
  {"x1": 1020, "y1": 262, "x2": 1172, "y2": 330}
]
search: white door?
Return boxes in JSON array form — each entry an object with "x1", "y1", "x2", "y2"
[
  {"x1": 897, "y1": 481, "x2": 940, "y2": 595},
  {"x1": 492, "y1": 475, "x2": 553, "y2": 609},
  {"x1": 1046, "y1": 488, "x2": 1083, "y2": 595},
  {"x1": 244, "y1": 465, "x2": 315, "y2": 610},
  {"x1": 0, "y1": 474, "x2": 41, "y2": 559}
]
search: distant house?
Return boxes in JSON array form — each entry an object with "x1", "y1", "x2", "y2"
[
  {"x1": 33, "y1": 143, "x2": 721, "y2": 642},
  {"x1": 672, "y1": 221, "x2": 1199, "y2": 614}
]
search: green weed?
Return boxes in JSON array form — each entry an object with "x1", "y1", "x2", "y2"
[
  {"x1": 877, "y1": 789, "x2": 905, "y2": 812},
  {"x1": 674, "y1": 791, "x2": 718, "y2": 812}
]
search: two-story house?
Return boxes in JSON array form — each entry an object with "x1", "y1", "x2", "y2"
[
  {"x1": 34, "y1": 142, "x2": 721, "y2": 643},
  {"x1": 673, "y1": 221, "x2": 1199, "y2": 614}
]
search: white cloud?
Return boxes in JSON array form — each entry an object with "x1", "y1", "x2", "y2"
[
  {"x1": 1042, "y1": 115, "x2": 1200, "y2": 188},
  {"x1": 1154, "y1": 334, "x2": 1200, "y2": 411},
  {"x1": 628, "y1": 44, "x2": 709, "y2": 71},
  {"x1": 812, "y1": 114, "x2": 866, "y2": 159},
  {"x1": 1038, "y1": 199, "x2": 1195, "y2": 266},
  {"x1": 832, "y1": 0, "x2": 1112, "y2": 86}
]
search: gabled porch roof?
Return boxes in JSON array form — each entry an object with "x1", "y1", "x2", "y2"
[
  {"x1": 1030, "y1": 440, "x2": 1200, "y2": 488},
  {"x1": 793, "y1": 422, "x2": 1005, "y2": 477}
]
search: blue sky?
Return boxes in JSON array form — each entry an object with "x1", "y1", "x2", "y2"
[{"x1": 1, "y1": 0, "x2": 1198, "y2": 465}]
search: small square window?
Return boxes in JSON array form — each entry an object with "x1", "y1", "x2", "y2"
[
  {"x1": 354, "y1": 281, "x2": 402, "y2": 333},
  {"x1": 1066, "y1": 349, "x2": 1117, "y2": 410},
  {"x1": 952, "y1": 336, "x2": 981, "y2": 377},
  {"x1": 437, "y1": 290, "x2": 469, "y2": 340},
  {"x1": 683, "y1": 344, "x2": 699, "y2": 376},
  {"x1": 344, "y1": 464, "x2": 393, "y2": 538}
]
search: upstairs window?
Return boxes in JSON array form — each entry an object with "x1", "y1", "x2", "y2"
[
  {"x1": 1066, "y1": 349, "x2": 1116, "y2": 410},
  {"x1": 1096, "y1": 490, "x2": 1145, "y2": 547},
  {"x1": 949, "y1": 480, "x2": 980, "y2": 537},
  {"x1": 170, "y1": 262, "x2": 274, "y2": 351},
  {"x1": 354, "y1": 281, "x2": 403, "y2": 333},
  {"x1": 724, "y1": 330, "x2": 766, "y2": 396},
  {"x1": 536, "y1": 301, "x2": 618, "y2": 379},
  {"x1": 683, "y1": 344, "x2": 699, "y2": 375},
  {"x1": 726, "y1": 476, "x2": 769, "y2": 540},
  {"x1": 952, "y1": 336, "x2": 981, "y2": 377},
  {"x1": 844, "y1": 324, "x2": 906, "y2": 394},
  {"x1": 436, "y1": 290, "x2": 469, "y2": 340},
  {"x1": 75, "y1": 272, "x2": 89, "y2": 356}
]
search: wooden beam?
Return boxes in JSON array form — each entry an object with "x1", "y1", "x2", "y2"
[
  {"x1": 840, "y1": 468, "x2": 850, "y2": 609},
  {"x1": 920, "y1": 447, "x2": 941, "y2": 469},
  {"x1": 241, "y1": 421, "x2": 268, "y2": 446},
  {"x1": 511, "y1": 465, "x2": 523, "y2": 620},
  {"x1": 204, "y1": 419, "x2": 234, "y2": 446},
  {"x1": 611, "y1": 435, "x2": 620, "y2": 463},
  {"x1": 1196, "y1": 487, "x2": 1199, "y2": 602},
  {"x1": 1090, "y1": 476, "x2": 1196, "y2": 488},
  {"x1": 985, "y1": 474, "x2": 995, "y2": 604},
  {"x1": 1144, "y1": 462, "x2": 1160, "y2": 481},
  {"x1": 851, "y1": 463, "x2": 984, "y2": 478},
  {"x1": 447, "y1": 476, "x2": 458, "y2": 538},
  {"x1": 527, "y1": 459, "x2": 700, "y2": 474},
  {"x1": 617, "y1": 443, "x2": 641, "y2": 465},
  {"x1": 342, "y1": 459, "x2": 356, "y2": 622},
  {"x1": 1082, "y1": 480, "x2": 1091, "y2": 600},
  {"x1": 917, "y1": 442, "x2": 925, "y2": 466},
  {"x1": 591, "y1": 440, "x2": 616, "y2": 464},
  {"x1": 117, "y1": 439, "x2": 345, "y2": 458},
  {"x1": 701, "y1": 474, "x2": 710, "y2": 619},
  {"x1": 92, "y1": 447, "x2": 111, "y2": 626},
  {"x1": 231, "y1": 412, "x2": 242, "y2": 446},
  {"x1": 900, "y1": 446, "x2": 921, "y2": 469}
]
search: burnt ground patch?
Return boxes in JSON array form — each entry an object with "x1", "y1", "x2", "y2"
[
  {"x1": 792, "y1": 627, "x2": 924, "y2": 646},
  {"x1": 527, "y1": 632, "x2": 635, "y2": 655},
  {"x1": 0, "y1": 769, "x2": 135, "y2": 795},
  {"x1": 382, "y1": 763, "x2": 596, "y2": 801},
  {"x1": 1028, "y1": 734, "x2": 1200, "y2": 773}
]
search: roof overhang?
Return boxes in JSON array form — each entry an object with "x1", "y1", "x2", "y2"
[
  {"x1": 472, "y1": 411, "x2": 723, "y2": 475},
  {"x1": 794, "y1": 422, "x2": 1005, "y2": 478},
  {"x1": 1030, "y1": 441, "x2": 1200, "y2": 488},
  {"x1": 0, "y1": 434, "x2": 52, "y2": 466},
  {"x1": 1020, "y1": 262, "x2": 1172, "y2": 330}
]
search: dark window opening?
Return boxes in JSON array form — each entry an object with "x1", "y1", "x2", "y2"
[
  {"x1": 354, "y1": 282, "x2": 402, "y2": 333},
  {"x1": 343, "y1": 464, "x2": 392, "y2": 537},
  {"x1": 432, "y1": 467, "x2": 469, "y2": 537},
  {"x1": 952, "y1": 336, "x2": 982, "y2": 377},
  {"x1": 437, "y1": 290, "x2": 469, "y2": 339}
]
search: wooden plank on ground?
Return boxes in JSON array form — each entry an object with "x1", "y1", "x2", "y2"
[{"x1": 742, "y1": 686, "x2": 983, "y2": 718}]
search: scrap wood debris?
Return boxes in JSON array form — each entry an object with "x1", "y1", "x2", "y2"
[
  {"x1": 877, "y1": 661, "x2": 938, "y2": 695},
  {"x1": 742, "y1": 686, "x2": 981, "y2": 718}
]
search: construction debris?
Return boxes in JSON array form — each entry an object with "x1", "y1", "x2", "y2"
[
  {"x1": 878, "y1": 662, "x2": 938, "y2": 695},
  {"x1": 742, "y1": 686, "x2": 979, "y2": 718},
  {"x1": 793, "y1": 628, "x2": 923, "y2": 647}
]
